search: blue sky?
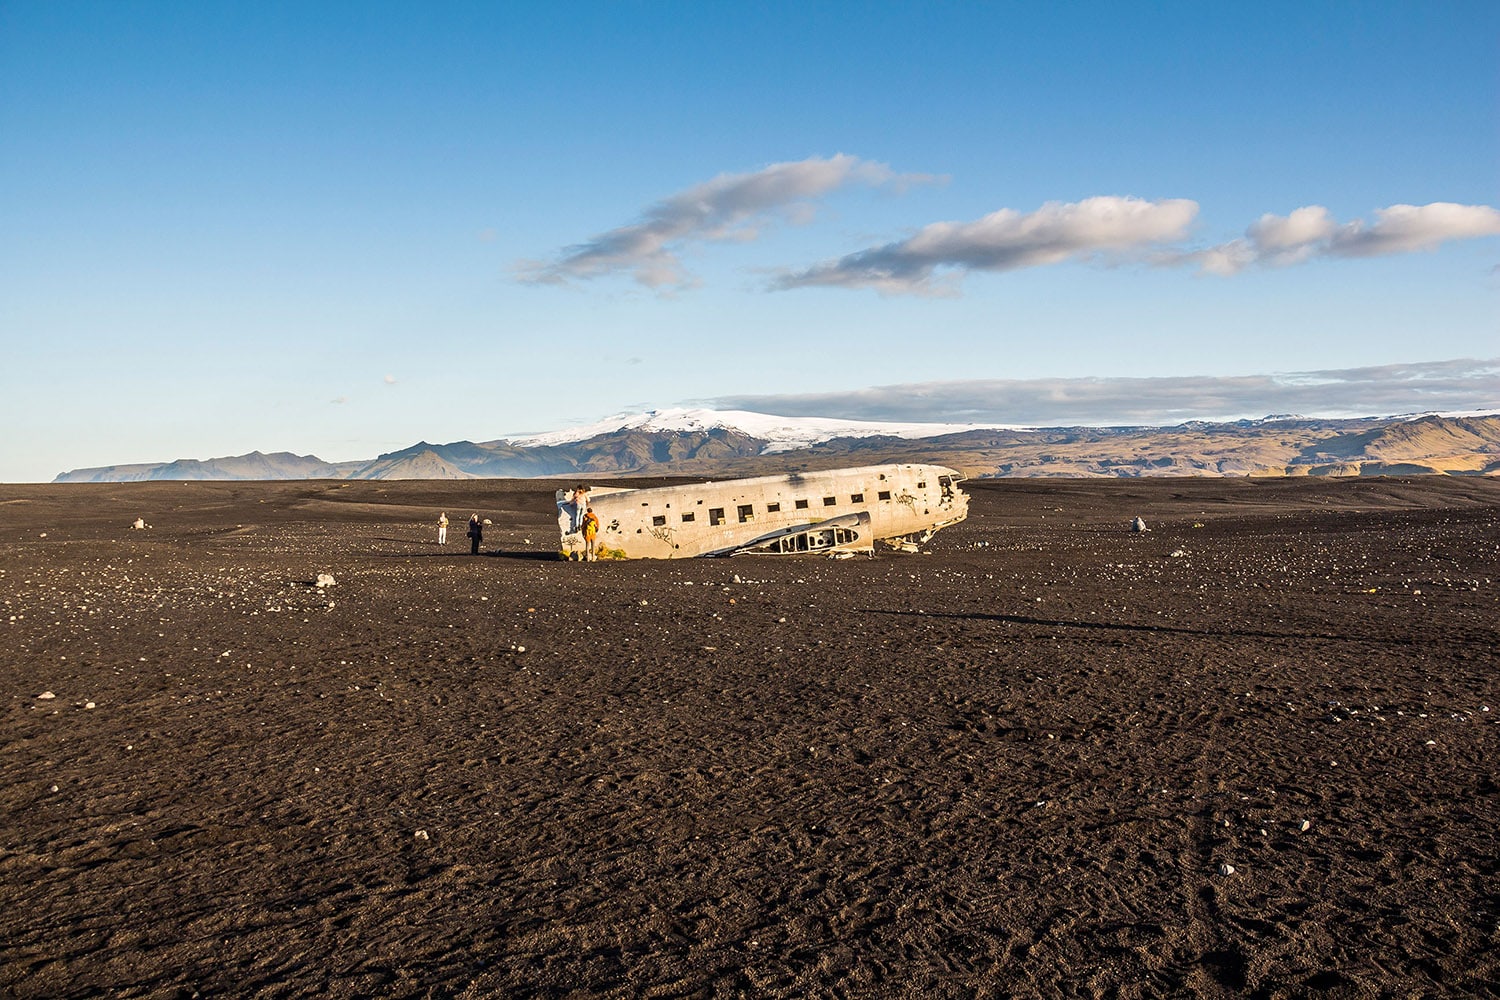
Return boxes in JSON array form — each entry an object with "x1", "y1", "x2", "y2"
[{"x1": 2, "y1": 1, "x2": 1496, "y2": 481}]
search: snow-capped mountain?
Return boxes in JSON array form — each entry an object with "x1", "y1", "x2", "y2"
[
  {"x1": 50, "y1": 409, "x2": 1500, "y2": 482},
  {"x1": 502, "y1": 407, "x2": 1016, "y2": 452}
]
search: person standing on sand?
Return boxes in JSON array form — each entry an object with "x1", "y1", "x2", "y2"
[
  {"x1": 582, "y1": 506, "x2": 599, "y2": 561},
  {"x1": 467, "y1": 513, "x2": 482, "y2": 555},
  {"x1": 437, "y1": 512, "x2": 448, "y2": 545}
]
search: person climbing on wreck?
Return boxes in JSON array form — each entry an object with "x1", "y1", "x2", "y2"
[{"x1": 570, "y1": 485, "x2": 590, "y2": 531}]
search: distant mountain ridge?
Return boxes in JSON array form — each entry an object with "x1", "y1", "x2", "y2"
[
  {"x1": 53, "y1": 451, "x2": 366, "y2": 483},
  {"x1": 51, "y1": 410, "x2": 1500, "y2": 483}
]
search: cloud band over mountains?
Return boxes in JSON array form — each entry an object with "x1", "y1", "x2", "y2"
[
  {"x1": 517, "y1": 156, "x2": 1500, "y2": 294},
  {"x1": 704, "y1": 359, "x2": 1500, "y2": 427}
]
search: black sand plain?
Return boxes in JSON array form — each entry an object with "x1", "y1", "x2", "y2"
[{"x1": 2, "y1": 476, "x2": 1497, "y2": 998}]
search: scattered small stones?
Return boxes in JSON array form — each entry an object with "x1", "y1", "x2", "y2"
[
  {"x1": 36, "y1": 691, "x2": 55, "y2": 700},
  {"x1": 131, "y1": 518, "x2": 150, "y2": 530},
  {"x1": 315, "y1": 573, "x2": 336, "y2": 588},
  {"x1": 1218, "y1": 863, "x2": 1236, "y2": 876},
  {"x1": 3, "y1": 477, "x2": 1495, "y2": 991},
  {"x1": 1170, "y1": 548, "x2": 1187, "y2": 558},
  {"x1": 414, "y1": 830, "x2": 429, "y2": 841},
  {"x1": 1130, "y1": 517, "x2": 1148, "y2": 533}
]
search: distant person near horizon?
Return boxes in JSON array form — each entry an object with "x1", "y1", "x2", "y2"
[
  {"x1": 438, "y1": 512, "x2": 448, "y2": 545},
  {"x1": 467, "y1": 514, "x2": 482, "y2": 555}
]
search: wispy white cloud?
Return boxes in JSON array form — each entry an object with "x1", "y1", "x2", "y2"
[
  {"x1": 522, "y1": 153, "x2": 1500, "y2": 295},
  {"x1": 1179, "y1": 202, "x2": 1500, "y2": 275},
  {"x1": 771, "y1": 196, "x2": 1199, "y2": 294},
  {"x1": 516, "y1": 154, "x2": 938, "y2": 292},
  {"x1": 383, "y1": 375, "x2": 397, "y2": 385},
  {"x1": 705, "y1": 359, "x2": 1500, "y2": 426},
  {"x1": 777, "y1": 198, "x2": 1500, "y2": 292}
]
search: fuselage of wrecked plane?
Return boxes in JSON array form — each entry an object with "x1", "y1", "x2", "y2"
[{"x1": 556, "y1": 463, "x2": 967, "y2": 559}]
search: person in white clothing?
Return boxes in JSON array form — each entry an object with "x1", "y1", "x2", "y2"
[
  {"x1": 437, "y1": 512, "x2": 448, "y2": 544},
  {"x1": 570, "y1": 486, "x2": 590, "y2": 531}
]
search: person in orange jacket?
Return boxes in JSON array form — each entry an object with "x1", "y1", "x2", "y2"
[{"x1": 582, "y1": 507, "x2": 599, "y2": 561}]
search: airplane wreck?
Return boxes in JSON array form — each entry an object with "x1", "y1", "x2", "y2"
[{"x1": 556, "y1": 464, "x2": 968, "y2": 559}]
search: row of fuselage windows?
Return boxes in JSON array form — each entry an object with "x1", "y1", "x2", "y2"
[{"x1": 646, "y1": 487, "x2": 914, "y2": 528}]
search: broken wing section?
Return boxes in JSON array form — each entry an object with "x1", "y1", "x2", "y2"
[{"x1": 728, "y1": 512, "x2": 874, "y2": 557}]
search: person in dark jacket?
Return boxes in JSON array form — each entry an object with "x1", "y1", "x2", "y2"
[{"x1": 467, "y1": 514, "x2": 483, "y2": 555}]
